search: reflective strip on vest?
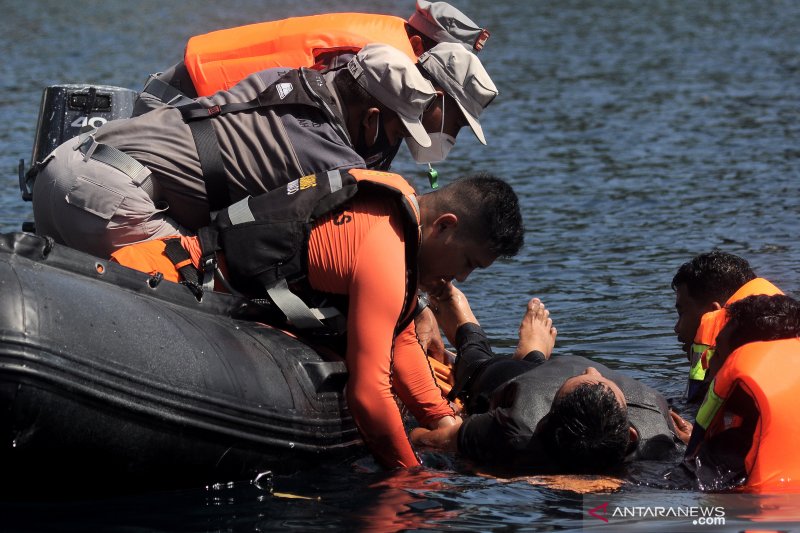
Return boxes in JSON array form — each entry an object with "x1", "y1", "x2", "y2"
[
  {"x1": 327, "y1": 169, "x2": 343, "y2": 193},
  {"x1": 695, "y1": 382, "x2": 724, "y2": 431},
  {"x1": 228, "y1": 197, "x2": 255, "y2": 225},
  {"x1": 689, "y1": 343, "x2": 712, "y2": 381}
]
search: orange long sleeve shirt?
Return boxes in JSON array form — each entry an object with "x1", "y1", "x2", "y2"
[{"x1": 307, "y1": 192, "x2": 454, "y2": 468}]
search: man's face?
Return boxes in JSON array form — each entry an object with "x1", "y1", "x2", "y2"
[
  {"x1": 421, "y1": 93, "x2": 468, "y2": 139},
  {"x1": 417, "y1": 223, "x2": 497, "y2": 292},
  {"x1": 674, "y1": 283, "x2": 710, "y2": 354},
  {"x1": 554, "y1": 367, "x2": 627, "y2": 408}
]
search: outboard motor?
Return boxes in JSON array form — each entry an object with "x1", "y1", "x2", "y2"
[{"x1": 19, "y1": 84, "x2": 137, "y2": 204}]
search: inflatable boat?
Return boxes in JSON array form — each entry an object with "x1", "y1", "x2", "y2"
[{"x1": 0, "y1": 231, "x2": 363, "y2": 494}]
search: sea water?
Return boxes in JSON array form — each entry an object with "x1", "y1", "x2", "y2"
[{"x1": 1, "y1": 1, "x2": 799, "y2": 530}]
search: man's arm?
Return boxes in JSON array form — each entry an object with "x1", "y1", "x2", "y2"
[
  {"x1": 391, "y1": 320, "x2": 456, "y2": 428},
  {"x1": 344, "y1": 218, "x2": 421, "y2": 468}
]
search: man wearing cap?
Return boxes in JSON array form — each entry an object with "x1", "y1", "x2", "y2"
[
  {"x1": 410, "y1": 42, "x2": 497, "y2": 174},
  {"x1": 33, "y1": 44, "x2": 438, "y2": 259},
  {"x1": 358, "y1": 41, "x2": 498, "y2": 173},
  {"x1": 134, "y1": 1, "x2": 491, "y2": 115}
]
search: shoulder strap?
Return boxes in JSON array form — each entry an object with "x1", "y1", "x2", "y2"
[
  {"x1": 141, "y1": 75, "x2": 195, "y2": 107},
  {"x1": 176, "y1": 68, "x2": 349, "y2": 217}
]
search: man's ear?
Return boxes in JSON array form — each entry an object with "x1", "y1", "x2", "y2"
[
  {"x1": 430, "y1": 213, "x2": 459, "y2": 235},
  {"x1": 409, "y1": 34, "x2": 425, "y2": 56},
  {"x1": 628, "y1": 426, "x2": 639, "y2": 445},
  {"x1": 361, "y1": 107, "x2": 381, "y2": 143}
]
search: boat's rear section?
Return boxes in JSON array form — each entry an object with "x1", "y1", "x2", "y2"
[
  {"x1": 0, "y1": 232, "x2": 362, "y2": 494},
  {"x1": 19, "y1": 84, "x2": 137, "y2": 207}
]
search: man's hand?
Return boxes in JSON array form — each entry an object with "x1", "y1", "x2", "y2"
[
  {"x1": 670, "y1": 410, "x2": 693, "y2": 444},
  {"x1": 410, "y1": 418, "x2": 462, "y2": 451},
  {"x1": 415, "y1": 306, "x2": 452, "y2": 363}
]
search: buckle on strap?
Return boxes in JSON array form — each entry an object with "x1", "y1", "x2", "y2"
[
  {"x1": 74, "y1": 136, "x2": 152, "y2": 186},
  {"x1": 266, "y1": 278, "x2": 342, "y2": 331},
  {"x1": 142, "y1": 75, "x2": 196, "y2": 107},
  {"x1": 75, "y1": 135, "x2": 99, "y2": 162}
]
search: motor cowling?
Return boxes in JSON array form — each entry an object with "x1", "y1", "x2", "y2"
[{"x1": 20, "y1": 84, "x2": 137, "y2": 202}]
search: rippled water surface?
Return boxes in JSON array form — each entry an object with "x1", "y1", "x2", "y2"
[{"x1": 1, "y1": 0, "x2": 799, "y2": 531}]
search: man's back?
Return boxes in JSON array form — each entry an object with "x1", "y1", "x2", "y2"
[{"x1": 95, "y1": 68, "x2": 362, "y2": 230}]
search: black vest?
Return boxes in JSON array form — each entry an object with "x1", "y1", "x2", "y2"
[{"x1": 198, "y1": 168, "x2": 421, "y2": 335}]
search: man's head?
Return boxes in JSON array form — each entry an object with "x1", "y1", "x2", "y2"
[
  {"x1": 709, "y1": 294, "x2": 800, "y2": 379},
  {"x1": 416, "y1": 173, "x2": 523, "y2": 291},
  {"x1": 339, "y1": 43, "x2": 436, "y2": 169},
  {"x1": 406, "y1": 0, "x2": 490, "y2": 55},
  {"x1": 537, "y1": 367, "x2": 631, "y2": 473},
  {"x1": 671, "y1": 251, "x2": 756, "y2": 353},
  {"x1": 407, "y1": 43, "x2": 498, "y2": 164}
]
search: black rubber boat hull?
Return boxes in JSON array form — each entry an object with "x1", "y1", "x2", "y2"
[{"x1": 0, "y1": 232, "x2": 363, "y2": 493}]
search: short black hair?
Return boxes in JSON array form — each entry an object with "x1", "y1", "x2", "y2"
[
  {"x1": 426, "y1": 173, "x2": 524, "y2": 258},
  {"x1": 725, "y1": 294, "x2": 800, "y2": 352},
  {"x1": 671, "y1": 250, "x2": 756, "y2": 305},
  {"x1": 539, "y1": 382, "x2": 630, "y2": 473}
]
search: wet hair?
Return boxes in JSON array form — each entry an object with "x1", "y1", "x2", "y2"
[
  {"x1": 725, "y1": 294, "x2": 800, "y2": 352},
  {"x1": 424, "y1": 173, "x2": 524, "y2": 257},
  {"x1": 671, "y1": 250, "x2": 756, "y2": 305},
  {"x1": 540, "y1": 383, "x2": 630, "y2": 473}
]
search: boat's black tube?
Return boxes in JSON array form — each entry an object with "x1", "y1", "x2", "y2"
[{"x1": 0, "y1": 232, "x2": 363, "y2": 494}]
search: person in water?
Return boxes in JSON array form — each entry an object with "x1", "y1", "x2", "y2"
[
  {"x1": 410, "y1": 284, "x2": 682, "y2": 474},
  {"x1": 671, "y1": 250, "x2": 782, "y2": 403},
  {"x1": 682, "y1": 293, "x2": 800, "y2": 492}
]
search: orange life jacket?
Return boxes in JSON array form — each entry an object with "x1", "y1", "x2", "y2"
[
  {"x1": 185, "y1": 13, "x2": 417, "y2": 97},
  {"x1": 691, "y1": 278, "x2": 784, "y2": 375},
  {"x1": 694, "y1": 338, "x2": 800, "y2": 492}
]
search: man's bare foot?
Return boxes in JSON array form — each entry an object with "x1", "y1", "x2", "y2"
[{"x1": 513, "y1": 298, "x2": 557, "y2": 360}]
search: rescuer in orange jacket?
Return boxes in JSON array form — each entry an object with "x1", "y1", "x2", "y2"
[
  {"x1": 134, "y1": 1, "x2": 490, "y2": 115},
  {"x1": 671, "y1": 251, "x2": 782, "y2": 403},
  {"x1": 682, "y1": 294, "x2": 800, "y2": 492},
  {"x1": 111, "y1": 172, "x2": 525, "y2": 470}
]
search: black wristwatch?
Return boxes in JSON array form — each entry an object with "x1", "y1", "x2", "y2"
[{"x1": 413, "y1": 293, "x2": 430, "y2": 318}]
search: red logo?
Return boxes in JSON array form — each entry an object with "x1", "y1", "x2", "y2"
[
  {"x1": 589, "y1": 502, "x2": 609, "y2": 523},
  {"x1": 474, "y1": 29, "x2": 490, "y2": 51}
]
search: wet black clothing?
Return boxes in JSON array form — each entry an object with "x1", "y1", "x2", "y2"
[{"x1": 452, "y1": 323, "x2": 680, "y2": 471}]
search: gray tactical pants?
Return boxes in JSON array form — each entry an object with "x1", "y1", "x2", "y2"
[{"x1": 32, "y1": 137, "x2": 188, "y2": 259}]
